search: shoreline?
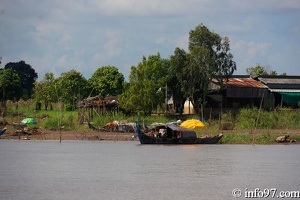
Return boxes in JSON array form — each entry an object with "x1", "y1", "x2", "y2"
[
  {"x1": 1, "y1": 129, "x2": 300, "y2": 144},
  {"x1": 0, "y1": 130, "x2": 138, "y2": 141}
]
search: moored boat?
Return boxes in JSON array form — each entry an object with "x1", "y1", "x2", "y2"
[
  {"x1": 135, "y1": 120, "x2": 223, "y2": 144},
  {"x1": 0, "y1": 126, "x2": 7, "y2": 136}
]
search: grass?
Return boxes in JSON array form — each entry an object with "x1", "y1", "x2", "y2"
[
  {"x1": 3, "y1": 100, "x2": 300, "y2": 144},
  {"x1": 235, "y1": 107, "x2": 300, "y2": 129},
  {"x1": 220, "y1": 132, "x2": 275, "y2": 144},
  {"x1": 220, "y1": 132, "x2": 300, "y2": 144}
]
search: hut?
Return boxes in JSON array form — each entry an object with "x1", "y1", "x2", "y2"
[{"x1": 77, "y1": 96, "x2": 119, "y2": 123}]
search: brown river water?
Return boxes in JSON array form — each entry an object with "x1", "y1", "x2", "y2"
[{"x1": 0, "y1": 140, "x2": 299, "y2": 200}]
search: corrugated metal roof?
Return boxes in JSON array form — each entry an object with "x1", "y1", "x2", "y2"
[
  {"x1": 259, "y1": 77, "x2": 300, "y2": 84},
  {"x1": 270, "y1": 89, "x2": 300, "y2": 93},
  {"x1": 223, "y1": 78, "x2": 268, "y2": 88}
]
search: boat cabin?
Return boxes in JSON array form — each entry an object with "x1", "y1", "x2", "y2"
[{"x1": 148, "y1": 124, "x2": 197, "y2": 139}]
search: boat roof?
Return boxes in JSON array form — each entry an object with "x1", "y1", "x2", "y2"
[
  {"x1": 166, "y1": 123, "x2": 181, "y2": 131},
  {"x1": 166, "y1": 123, "x2": 195, "y2": 133}
]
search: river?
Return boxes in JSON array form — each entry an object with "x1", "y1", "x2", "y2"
[{"x1": 0, "y1": 140, "x2": 299, "y2": 200}]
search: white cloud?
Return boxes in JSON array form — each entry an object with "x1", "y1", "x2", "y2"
[
  {"x1": 33, "y1": 22, "x2": 66, "y2": 43},
  {"x1": 104, "y1": 31, "x2": 122, "y2": 57},
  {"x1": 230, "y1": 0, "x2": 300, "y2": 13},
  {"x1": 1, "y1": 0, "x2": 299, "y2": 80},
  {"x1": 91, "y1": 0, "x2": 210, "y2": 16},
  {"x1": 155, "y1": 37, "x2": 165, "y2": 44},
  {"x1": 92, "y1": 30, "x2": 122, "y2": 65},
  {"x1": 232, "y1": 40, "x2": 270, "y2": 74}
]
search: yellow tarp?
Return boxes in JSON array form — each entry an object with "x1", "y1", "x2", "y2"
[{"x1": 180, "y1": 119, "x2": 205, "y2": 129}]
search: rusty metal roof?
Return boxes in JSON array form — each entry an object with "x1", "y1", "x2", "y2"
[{"x1": 223, "y1": 78, "x2": 268, "y2": 88}]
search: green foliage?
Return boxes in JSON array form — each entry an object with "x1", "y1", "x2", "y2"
[
  {"x1": 0, "y1": 69, "x2": 22, "y2": 101},
  {"x1": 88, "y1": 66, "x2": 124, "y2": 97},
  {"x1": 235, "y1": 107, "x2": 277, "y2": 129},
  {"x1": 234, "y1": 107, "x2": 300, "y2": 129},
  {"x1": 33, "y1": 72, "x2": 55, "y2": 110},
  {"x1": 41, "y1": 111, "x2": 78, "y2": 130},
  {"x1": 221, "y1": 132, "x2": 282, "y2": 144},
  {"x1": 4, "y1": 99, "x2": 300, "y2": 144},
  {"x1": 246, "y1": 64, "x2": 286, "y2": 77},
  {"x1": 168, "y1": 24, "x2": 236, "y2": 117},
  {"x1": 246, "y1": 64, "x2": 268, "y2": 77},
  {"x1": 221, "y1": 133, "x2": 253, "y2": 144},
  {"x1": 274, "y1": 108, "x2": 300, "y2": 129},
  {"x1": 55, "y1": 70, "x2": 89, "y2": 110},
  {"x1": 256, "y1": 111, "x2": 277, "y2": 129},
  {"x1": 169, "y1": 48, "x2": 190, "y2": 115},
  {"x1": 65, "y1": 103, "x2": 74, "y2": 111},
  {"x1": 221, "y1": 111, "x2": 233, "y2": 121},
  {"x1": 119, "y1": 53, "x2": 170, "y2": 115},
  {"x1": 5, "y1": 60, "x2": 38, "y2": 99},
  {"x1": 6, "y1": 99, "x2": 36, "y2": 115},
  {"x1": 235, "y1": 108, "x2": 258, "y2": 129}
]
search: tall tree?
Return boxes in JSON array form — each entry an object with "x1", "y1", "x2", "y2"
[
  {"x1": 119, "y1": 53, "x2": 170, "y2": 115},
  {"x1": 186, "y1": 24, "x2": 236, "y2": 117},
  {"x1": 5, "y1": 61, "x2": 38, "y2": 99},
  {"x1": 0, "y1": 69, "x2": 21, "y2": 102},
  {"x1": 55, "y1": 70, "x2": 88, "y2": 111},
  {"x1": 169, "y1": 48, "x2": 189, "y2": 115},
  {"x1": 88, "y1": 66, "x2": 124, "y2": 97},
  {"x1": 34, "y1": 72, "x2": 55, "y2": 110}
]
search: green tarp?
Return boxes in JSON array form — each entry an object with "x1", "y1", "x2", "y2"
[{"x1": 279, "y1": 92, "x2": 300, "y2": 104}]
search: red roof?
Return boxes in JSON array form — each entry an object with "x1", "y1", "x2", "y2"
[{"x1": 224, "y1": 78, "x2": 267, "y2": 88}]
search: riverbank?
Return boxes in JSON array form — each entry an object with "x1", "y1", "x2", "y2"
[
  {"x1": 220, "y1": 129, "x2": 300, "y2": 144},
  {"x1": 1, "y1": 129, "x2": 300, "y2": 144},
  {"x1": 0, "y1": 130, "x2": 138, "y2": 141}
]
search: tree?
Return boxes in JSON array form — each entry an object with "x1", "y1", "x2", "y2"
[
  {"x1": 55, "y1": 70, "x2": 89, "y2": 111},
  {"x1": 246, "y1": 64, "x2": 269, "y2": 77},
  {"x1": 88, "y1": 66, "x2": 124, "y2": 97},
  {"x1": 171, "y1": 24, "x2": 236, "y2": 117},
  {"x1": 119, "y1": 53, "x2": 170, "y2": 115},
  {"x1": 34, "y1": 72, "x2": 55, "y2": 110},
  {"x1": 5, "y1": 61, "x2": 38, "y2": 100},
  {"x1": 169, "y1": 48, "x2": 190, "y2": 115},
  {"x1": 246, "y1": 64, "x2": 286, "y2": 76},
  {"x1": 0, "y1": 69, "x2": 21, "y2": 102}
]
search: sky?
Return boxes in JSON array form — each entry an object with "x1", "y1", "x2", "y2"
[{"x1": 0, "y1": 0, "x2": 299, "y2": 81}]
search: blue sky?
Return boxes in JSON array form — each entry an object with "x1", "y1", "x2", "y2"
[{"x1": 0, "y1": 0, "x2": 299, "y2": 80}]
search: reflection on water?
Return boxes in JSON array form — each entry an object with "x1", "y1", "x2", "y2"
[{"x1": 0, "y1": 140, "x2": 300, "y2": 200}]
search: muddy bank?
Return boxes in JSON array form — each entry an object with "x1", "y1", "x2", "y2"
[
  {"x1": 0, "y1": 130, "x2": 138, "y2": 141},
  {"x1": 1, "y1": 128, "x2": 300, "y2": 144}
]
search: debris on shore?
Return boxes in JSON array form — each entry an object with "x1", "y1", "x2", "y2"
[{"x1": 275, "y1": 135, "x2": 297, "y2": 143}]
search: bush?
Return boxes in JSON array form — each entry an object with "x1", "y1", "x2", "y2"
[
  {"x1": 256, "y1": 111, "x2": 277, "y2": 129},
  {"x1": 235, "y1": 108, "x2": 258, "y2": 129},
  {"x1": 275, "y1": 108, "x2": 300, "y2": 129}
]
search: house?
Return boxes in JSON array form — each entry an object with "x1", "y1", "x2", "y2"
[
  {"x1": 258, "y1": 76, "x2": 300, "y2": 108},
  {"x1": 173, "y1": 75, "x2": 300, "y2": 117},
  {"x1": 206, "y1": 75, "x2": 269, "y2": 117}
]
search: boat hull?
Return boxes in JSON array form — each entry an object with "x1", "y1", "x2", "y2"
[
  {"x1": 138, "y1": 134, "x2": 223, "y2": 144},
  {"x1": 135, "y1": 120, "x2": 223, "y2": 145}
]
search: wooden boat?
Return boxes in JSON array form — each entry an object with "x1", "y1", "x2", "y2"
[
  {"x1": 0, "y1": 127, "x2": 7, "y2": 136},
  {"x1": 135, "y1": 120, "x2": 223, "y2": 144}
]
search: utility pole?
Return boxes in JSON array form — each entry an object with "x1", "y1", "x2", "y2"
[
  {"x1": 0, "y1": 57, "x2": 4, "y2": 105},
  {"x1": 165, "y1": 84, "x2": 168, "y2": 114}
]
